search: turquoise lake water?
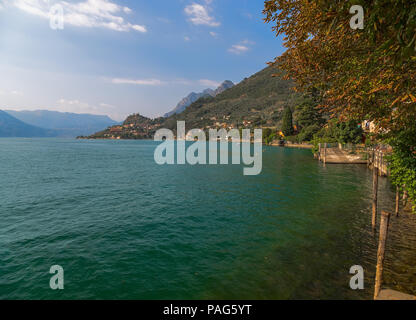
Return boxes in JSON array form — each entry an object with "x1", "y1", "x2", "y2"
[{"x1": 0, "y1": 138, "x2": 415, "y2": 299}]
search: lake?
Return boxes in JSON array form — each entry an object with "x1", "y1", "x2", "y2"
[{"x1": 0, "y1": 138, "x2": 415, "y2": 299}]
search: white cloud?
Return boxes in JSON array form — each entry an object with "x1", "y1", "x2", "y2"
[
  {"x1": 228, "y1": 44, "x2": 249, "y2": 54},
  {"x1": 57, "y1": 98, "x2": 111, "y2": 113},
  {"x1": 228, "y1": 40, "x2": 254, "y2": 55},
  {"x1": 57, "y1": 98, "x2": 97, "y2": 113},
  {"x1": 54, "y1": 99, "x2": 122, "y2": 120},
  {"x1": 184, "y1": 3, "x2": 220, "y2": 27},
  {"x1": 110, "y1": 77, "x2": 221, "y2": 88},
  {"x1": 209, "y1": 31, "x2": 218, "y2": 38},
  {"x1": 198, "y1": 79, "x2": 220, "y2": 88},
  {"x1": 58, "y1": 98, "x2": 87, "y2": 106},
  {"x1": 12, "y1": 0, "x2": 147, "y2": 32},
  {"x1": 99, "y1": 102, "x2": 115, "y2": 108},
  {"x1": 0, "y1": 89, "x2": 23, "y2": 96},
  {"x1": 184, "y1": 36, "x2": 191, "y2": 42},
  {"x1": 111, "y1": 78, "x2": 164, "y2": 86},
  {"x1": 241, "y1": 39, "x2": 255, "y2": 45}
]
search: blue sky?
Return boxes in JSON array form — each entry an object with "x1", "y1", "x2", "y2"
[{"x1": 0, "y1": 0, "x2": 285, "y2": 121}]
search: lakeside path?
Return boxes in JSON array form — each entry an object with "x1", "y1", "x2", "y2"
[{"x1": 270, "y1": 142, "x2": 313, "y2": 149}]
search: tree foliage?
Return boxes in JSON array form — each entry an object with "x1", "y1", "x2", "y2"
[
  {"x1": 263, "y1": 128, "x2": 278, "y2": 144},
  {"x1": 281, "y1": 106, "x2": 294, "y2": 136},
  {"x1": 386, "y1": 128, "x2": 416, "y2": 212},
  {"x1": 313, "y1": 119, "x2": 363, "y2": 144},
  {"x1": 294, "y1": 98, "x2": 326, "y2": 141},
  {"x1": 264, "y1": 0, "x2": 416, "y2": 210},
  {"x1": 263, "y1": 0, "x2": 416, "y2": 132}
]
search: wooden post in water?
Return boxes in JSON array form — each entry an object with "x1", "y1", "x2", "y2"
[
  {"x1": 370, "y1": 149, "x2": 375, "y2": 168},
  {"x1": 403, "y1": 187, "x2": 408, "y2": 206},
  {"x1": 377, "y1": 151, "x2": 382, "y2": 177},
  {"x1": 323, "y1": 143, "x2": 327, "y2": 164},
  {"x1": 395, "y1": 186, "x2": 400, "y2": 217},
  {"x1": 372, "y1": 165, "x2": 379, "y2": 230},
  {"x1": 318, "y1": 143, "x2": 321, "y2": 161},
  {"x1": 374, "y1": 210, "x2": 392, "y2": 300}
]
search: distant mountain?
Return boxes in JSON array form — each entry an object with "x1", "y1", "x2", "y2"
[
  {"x1": 162, "y1": 66, "x2": 299, "y2": 130},
  {"x1": 4, "y1": 110, "x2": 118, "y2": 137},
  {"x1": 86, "y1": 66, "x2": 300, "y2": 140},
  {"x1": 163, "y1": 80, "x2": 235, "y2": 117},
  {"x1": 0, "y1": 110, "x2": 57, "y2": 137},
  {"x1": 214, "y1": 80, "x2": 235, "y2": 96}
]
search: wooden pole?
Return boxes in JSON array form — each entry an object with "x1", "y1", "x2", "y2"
[
  {"x1": 372, "y1": 166, "x2": 379, "y2": 230},
  {"x1": 318, "y1": 143, "x2": 321, "y2": 161},
  {"x1": 382, "y1": 153, "x2": 385, "y2": 176},
  {"x1": 378, "y1": 151, "x2": 383, "y2": 177},
  {"x1": 324, "y1": 143, "x2": 327, "y2": 164},
  {"x1": 395, "y1": 186, "x2": 400, "y2": 217},
  {"x1": 403, "y1": 188, "x2": 408, "y2": 206},
  {"x1": 374, "y1": 210, "x2": 392, "y2": 300},
  {"x1": 370, "y1": 149, "x2": 375, "y2": 168}
]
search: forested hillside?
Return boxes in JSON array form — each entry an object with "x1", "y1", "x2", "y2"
[
  {"x1": 86, "y1": 66, "x2": 301, "y2": 139},
  {"x1": 162, "y1": 66, "x2": 299, "y2": 131}
]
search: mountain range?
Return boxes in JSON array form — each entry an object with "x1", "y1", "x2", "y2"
[
  {"x1": 163, "y1": 80, "x2": 234, "y2": 117},
  {"x1": 0, "y1": 110, "x2": 57, "y2": 137},
  {"x1": 0, "y1": 110, "x2": 118, "y2": 138}
]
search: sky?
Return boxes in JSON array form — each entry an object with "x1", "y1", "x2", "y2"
[{"x1": 0, "y1": 0, "x2": 285, "y2": 121}]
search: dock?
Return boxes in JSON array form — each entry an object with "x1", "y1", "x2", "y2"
[
  {"x1": 318, "y1": 143, "x2": 368, "y2": 164},
  {"x1": 376, "y1": 289, "x2": 416, "y2": 300}
]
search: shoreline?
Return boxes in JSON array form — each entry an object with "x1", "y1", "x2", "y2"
[
  {"x1": 78, "y1": 136, "x2": 315, "y2": 150},
  {"x1": 269, "y1": 142, "x2": 313, "y2": 149}
]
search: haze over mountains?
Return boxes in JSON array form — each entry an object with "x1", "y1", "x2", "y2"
[
  {"x1": 0, "y1": 110, "x2": 118, "y2": 138},
  {"x1": 163, "y1": 80, "x2": 235, "y2": 117},
  {"x1": 0, "y1": 110, "x2": 57, "y2": 137},
  {"x1": 5, "y1": 110, "x2": 118, "y2": 137}
]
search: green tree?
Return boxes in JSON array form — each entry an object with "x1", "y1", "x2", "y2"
[
  {"x1": 295, "y1": 99, "x2": 325, "y2": 130},
  {"x1": 297, "y1": 124, "x2": 321, "y2": 142},
  {"x1": 294, "y1": 98, "x2": 326, "y2": 142},
  {"x1": 262, "y1": 128, "x2": 277, "y2": 145},
  {"x1": 386, "y1": 127, "x2": 416, "y2": 212},
  {"x1": 314, "y1": 120, "x2": 363, "y2": 144},
  {"x1": 281, "y1": 106, "x2": 294, "y2": 136}
]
